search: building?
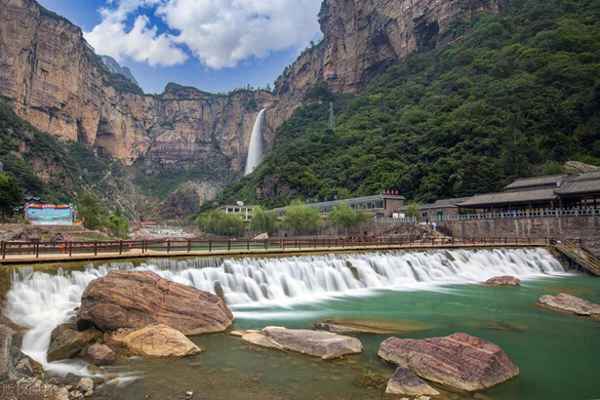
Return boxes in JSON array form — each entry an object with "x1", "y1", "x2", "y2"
[
  {"x1": 220, "y1": 204, "x2": 256, "y2": 222},
  {"x1": 458, "y1": 171, "x2": 600, "y2": 212},
  {"x1": 416, "y1": 198, "x2": 469, "y2": 222},
  {"x1": 272, "y1": 192, "x2": 405, "y2": 218}
]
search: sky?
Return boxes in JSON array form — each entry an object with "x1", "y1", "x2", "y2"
[{"x1": 38, "y1": 0, "x2": 323, "y2": 94}]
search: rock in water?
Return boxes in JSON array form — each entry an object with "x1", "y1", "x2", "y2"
[
  {"x1": 386, "y1": 367, "x2": 440, "y2": 396},
  {"x1": 78, "y1": 271, "x2": 234, "y2": 335},
  {"x1": 485, "y1": 276, "x2": 521, "y2": 286},
  {"x1": 241, "y1": 327, "x2": 362, "y2": 360},
  {"x1": 377, "y1": 333, "x2": 519, "y2": 392},
  {"x1": 85, "y1": 343, "x2": 116, "y2": 366},
  {"x1": 538, "y1": 293, "x2": 600, "y2": 319},
  {"x1": 47, "y1": 324, "x2": 101, "y2": 362},
  {"x1": 110, "y1": 324, "x2": 202, "y2": 358}
]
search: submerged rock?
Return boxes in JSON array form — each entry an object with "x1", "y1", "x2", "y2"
[
  {"x1": 110, "y1": 324, "x2": 202, "y2": 358},
  {"x1": 85, "y1": 343, "x2": 116, "y2": 366},
  {"x1": 538, "y1": 293, "x2": 600, "y2": 319},
  {"x1": 314, "y1": 319, "x2": 431, "y2": 335},
  {"x1": 47, "y1": 324, "x2": 101, "y2": 362},
  {"x1": 386, "y1": 367, "x2": 440, "y2": 396},
  {"x1": 485, "y1": 276, "x2": 521, "y2": 287},
  {"x1": 241, "y1": 327, "x2": 362, "y2": 360},
  {"x1": 378, "y1": 333, "x2": 519, "y2": 392},
  {"x1": 78, "y1": 271, "x2": 234, "y2": 335}
]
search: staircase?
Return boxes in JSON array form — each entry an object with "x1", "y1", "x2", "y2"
[{"x1": 554, "y1": 244, "x2": 600, "y2": 276}]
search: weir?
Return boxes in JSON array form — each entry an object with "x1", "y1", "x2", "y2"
[
  {"x1": 5, "y1": 248, "x2": 566, "y2": 376},
  {"x1": 244, "y1": 108, "x2": 266, "y2": 176}
]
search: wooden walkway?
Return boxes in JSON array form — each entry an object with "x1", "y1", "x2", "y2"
[{"x1": 0, "y1": 237, "x2": 548, "y2": 265}]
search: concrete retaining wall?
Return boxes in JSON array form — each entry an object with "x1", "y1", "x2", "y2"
[{"x1": 440, "y1": 216, "x2": 600, "y2": 257}]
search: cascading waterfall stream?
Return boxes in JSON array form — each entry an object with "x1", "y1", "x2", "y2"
[
  {"x1": 244, "y1": 108, "x2": 266, "y2": 176},
  {"x1": 5, "y1": 249, "x2": 566, "y2": 376}
]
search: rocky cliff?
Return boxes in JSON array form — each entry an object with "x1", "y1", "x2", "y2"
[
  {"x1": 0, "y1": 0, "x2": 503, "y2": 206},
  {"x1": 0, "y1": 0, "x2": 275, "y2": 178}
]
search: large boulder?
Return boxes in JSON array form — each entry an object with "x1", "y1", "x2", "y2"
[
  {"x1": 314, "y1": 319, "x2": 432, "y2": 335},
  {"x1": 386, "y1": 367, "x2": 440, "y2": 396},
  {"x1": 378, "y1": 333, "x2": 519, "y2": 392},
  {"x1": 47, "y1": 324, "x2": 101, "y2": 362},
  {"x1": 241, "y1": 327, "x2": 362, "y2": 360},
  {"x1": 110, "y1": 324, "x2": 202, "y2": 358},
  {"x1": 77, "y1": 271, "x2": 234, "y2": 335},
  {"x1": 85, "y1": 343, "x2": 116, "y2": 366},
  {"x1": 538, "y1": 293, "x2": 600, "y2": 319},
  {"x1": 484, "y1": 276, "x2": 521, "y2": 287}
]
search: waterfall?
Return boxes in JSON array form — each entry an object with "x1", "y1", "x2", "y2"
[
  {"x1": 244, "y1": 108, "x2": 266, "y2": 176},
  {"x1": 5, "y1": 248, "x2": 566, "y2": 376}
]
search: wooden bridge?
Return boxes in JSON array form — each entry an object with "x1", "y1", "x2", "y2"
[{"x1": 0, "y1": 236, "x2": 567, "y2": 265}]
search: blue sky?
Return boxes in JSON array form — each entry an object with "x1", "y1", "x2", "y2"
[{"x1": 38, "y1": 0, "x2": 322, "y2": 94}]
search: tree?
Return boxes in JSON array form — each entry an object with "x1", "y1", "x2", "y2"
[
  {"x1": 107, "y1": 210, "x2": 129, "y2": 239},
  {"x1": 283, "y1": 200, "x2": 321, "y2": 235},
  {"x1": 77, "y1": 191, "x2": 108, "y2": 230},
  {"x1": 250, "y1": 206, "x2": 277, "y2": 234},
  {"x1": 329, "y1": 203, "x2": 371, "y2": 233},
  {"x1": 405, "y1": 202, "x2": 420, "y2": 220},
  {"x1": 0, "y1": 172, "x2": 23, "y2": 219},
  {"x1": 198, "y1": 210, "x2": 245, "y2": 237}
]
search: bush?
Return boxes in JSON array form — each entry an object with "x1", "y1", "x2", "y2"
[
  {"x1": 77, "y1": 192, "x2": 108, "y2": 230},
  {"x1": 198, "y1": 210, "x2": 246, "y2": 237},
  {"x1": 283, "y1": 200, "x2": 321, "y2": 235},
  {"x1": 107, "y1": 210, "x2": 129, "y2": 239}
]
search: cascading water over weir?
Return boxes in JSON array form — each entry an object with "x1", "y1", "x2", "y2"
[
  {"x1": 244, "y1": 108, "x2": 266, "y2": 176},
  {"x1": 5, "y1": 249, "x2": 566, "y2": 376}
]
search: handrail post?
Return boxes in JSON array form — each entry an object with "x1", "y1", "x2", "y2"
[
  {"x1": 119, "y1": 240, "x2": 123, "y2": 255},
  {"x1": 209, "y1": 240, "x2": 213, "y2": 252},
  {"x1": 142, "y1": 240, "x2": 146, "y2": 254},
  {"x1": 35, "y1": 242, "x2": 39, "y2": 258},
  {"x1": 247, "y1": 240, "x2": 250, "y2": 251},
  {"x1": 187, "y1": 239, "x2": 191, "y2": 253},
  {"x1": 228, "y1": 240, "x2": 232, "y2": 251},
  {"x1": 167, "y1": 240, "x2": 171, "y2": 254},
  {"x1": 94, "y1": 242, "x2": 98, "y2": 256},
  {"x1": 1, "y1": 241, "x2": 5, "y2": 260}
]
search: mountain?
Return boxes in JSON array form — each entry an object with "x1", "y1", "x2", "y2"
[
  {"x1": 223, "y1": 0, "x2": 600, "y2": 206},
  {"x1": 100, "y1": 55, "x2": 140, "y2": 87}
]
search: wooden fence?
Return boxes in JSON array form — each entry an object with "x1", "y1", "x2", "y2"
[{"x1": 0, "y1": 236, "x2": 556, "y2": 260}]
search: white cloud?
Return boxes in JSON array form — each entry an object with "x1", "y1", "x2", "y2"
[
  {"x1": 84, "y1": 0, "x2": 188, "y2": 67},
  {"x1": 84, "y1": 0, "x2": 322, "y2": 69}
]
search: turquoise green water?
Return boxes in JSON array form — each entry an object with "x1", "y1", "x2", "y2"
[{"x1": 98, "y1": 274, "x2": 600, "y2": 400}]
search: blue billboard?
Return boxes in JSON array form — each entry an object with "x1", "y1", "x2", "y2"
[{"x1": 25, "y1": 204, "x2": 75, "y2": 226}]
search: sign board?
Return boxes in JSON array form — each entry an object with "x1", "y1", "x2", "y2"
[{"x1": 25, "y1": 204, "x2": 75, "y2": 226}]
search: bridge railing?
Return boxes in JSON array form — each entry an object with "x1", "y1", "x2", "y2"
[
  {"x1": 439, "y1": 207, "x2": 600, "y2": 222},
  {"x1": 0, "y1": 236, "x2": 554, "y2": 260}
]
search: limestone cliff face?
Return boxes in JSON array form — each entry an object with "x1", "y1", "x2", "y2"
[
  {"x1": 0, "y1": 0, "x2": 275, "y2": 179},
  {"x1": 0, "y1": 0, "x2": 503, "y2": 202},
  {"x1": 275, "y1": 0, "x2": 504, "y2": 99}
]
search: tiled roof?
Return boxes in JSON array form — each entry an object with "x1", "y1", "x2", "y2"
[
  {"x1": 459, "y1": 189, "x2": 557, "y2": 208},
  {"x1": 504, "y1": 175, "x2": 565, "y2": 190},
  {"x1": 556, "y1": 171, "x2": 600, "y2": 195}
]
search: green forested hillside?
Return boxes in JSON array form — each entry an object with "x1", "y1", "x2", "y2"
[{"x1": 222, "y1": 0, "x2": 600, "y2": 207}]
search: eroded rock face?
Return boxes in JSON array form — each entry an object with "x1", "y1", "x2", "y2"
[
  {"x1": 47, "y1": 324, "x2": 101, "y2": 362},
  {"x1": 386, "y1": 367, "x2": 440, "y2": 397},
  {"x1": 241, "y1": 327, "x2": 363, "y2": 360},
  {"x1": 110, "y1": 324, "x2": 202, "y2": 358},
  {"x1": 485, "y1": 276, "x2": 521, "y2": 286},
  {"x1": 77, "y1": 271, "x2": 234, "y2": 335},
  {"x1": 377, "y1": 333, "x2": 519, "y2": 392},
  {"x1": 538, "y1": 293, "x2": 600, "y2": 320}
]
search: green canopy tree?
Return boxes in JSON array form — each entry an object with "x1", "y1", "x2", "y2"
[
  {"x1": 250, "y1": 206, "x2": 277, "y2": 235},
  {"x1": 107, "y1": 210, "x2": 129, "y2": 239},
  {"x1": 283, "y1": 200, "x2": 321, "y2": 235},
  {"x1": 0, "y1": 172, "x2": 23, "y2": 220},
  {"x1": 77, "y1": 191, "x2": 108, "y2": 230},
  {"x1": 329, "y1": 203, "x2": 371, "y2": 234},
  {"x1": 198, "y1": 210, "x2": 245, "y2": 237}
]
